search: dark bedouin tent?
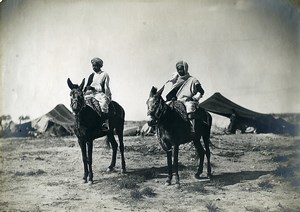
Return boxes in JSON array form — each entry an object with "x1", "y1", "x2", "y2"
[
  {"x1": 31, "y1": 104, "x2": 75, "y2": 136},
  {"x1": 199, "y1": 92, "x2": 298, "y2": 135},
  {"x1": 0, "y1": 104, "x2": 75, "y2": 138}
]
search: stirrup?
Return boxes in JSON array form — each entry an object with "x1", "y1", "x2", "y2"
[
  {"x1": 100, "y1": 112, "x2": 109, "y2": 130},
  {"x1": 101, "y1": 121, "x2": 109, "y2": 131}
]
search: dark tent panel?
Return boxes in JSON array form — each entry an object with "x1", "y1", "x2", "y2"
[
  {"x1": 199, "y1": 92, "x2": 264, "y2": 119},
  {"x1": 199, "y1": 92, "x2": 298, "y2": 135},
  {"x1": 46, "y1": 104, "x2": 76, "y2": 126}
]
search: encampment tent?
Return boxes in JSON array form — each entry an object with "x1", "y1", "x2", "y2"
[
  {"x1": 0, "y1": 104, "x2": 75, "y2": 137},
  {"x1": 31, "y1": 104, "x2": 75, "y2": 136},
  {"x1": 199, "y1": 92, "x2": 297, "y2": 135}
]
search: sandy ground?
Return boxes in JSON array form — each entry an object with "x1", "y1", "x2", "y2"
[{"x1": 0, "y1": 133, "x2": 299, "y2": 212}]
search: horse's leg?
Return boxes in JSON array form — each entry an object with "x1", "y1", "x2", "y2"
[
  {"x1": 78, "y1": 139, "x2": 88, "y2": 183},
  {"x1": 165, "y1": 150, "x2": 173, "y2": 186},
  {"x1": 116, "y1": 127, "x2": 126, "y2": 174},
  {"x1": 203, "y1": 134, "x2": 212, "y2": 178},
  {"x1": 107, "y1": 134, "x2": 118, "y2": 172},
  {"x1": 86, "y1": 140, "x2": 94, "y2": 184},
  {"x1": 193, "y1": 139, "x2": 205, "y2": 179},
  {"x1": 173, "y1": 145, "x2": 180, "y2": 186}
]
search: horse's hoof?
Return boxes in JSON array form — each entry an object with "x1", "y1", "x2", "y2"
[
  {"x1": 88, "y1": 180, "x2": 93, "y2": 185},
  {"x1": 82, "y1": 179, "x2": 87, "y2": 184},
  {"x1": 165, "y1": 180, "x2": 171, "y2": 186},
  {"x1": 175, "y1": 183, "x2": 180, "y2": 189},
  {"x1": 207, "y1": 173, "x2": 213, "y2": 179},
  {"x1": 194, "y1": 174, "x2": 201, "y2": 179},
  {"x1": 121, "y1": 169, "x2": 127, "y2": 174},
  {"x1": 106, "y1": 167, "x2": 115, "y2": 172}
]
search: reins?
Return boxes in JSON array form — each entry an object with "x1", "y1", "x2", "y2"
[{"x1": 154, "y1": 97, "x2": 168, "y2": 120}]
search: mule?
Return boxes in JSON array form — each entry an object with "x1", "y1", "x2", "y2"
[
  {"x1": 67, "y1": 78, "x2": 126, "y2": 184},
  {"x1": 146, "y1": 86, "x2": 212, "y2": 186}
]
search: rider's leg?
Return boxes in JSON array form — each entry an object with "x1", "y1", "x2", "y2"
[
  {"x1": 91, "y1": 97, "x2": 109, "y2": 131},
  {"x1": 185, "y1": 101, "x2": 197, "y2": 133},
  {"x1": 188, "y1": 113, "x2": 196, "y2": 133},
  {"x1": 91, "y1": 98, "x2": 102, "y2": 118},
  {"x1": 99, "y1": 95, "x2": 110, "y2": 132}
]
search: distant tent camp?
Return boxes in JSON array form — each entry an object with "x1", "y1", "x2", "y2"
[
  {"x1": 31, "y1": 104, "x2": 75, "y2": 136},
  {"x1": 0, "y1": 121, "x2": 30, "y2": 138},
  {"x1": 199, "y1": 92, "x2": 298, "y2": 135},
  {"x1": 0, "y1": 104, "x2": 75, "y2": 138}
]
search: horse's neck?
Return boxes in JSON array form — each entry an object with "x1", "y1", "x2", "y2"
[
  {"x1": 158, "y1": 105, "x2": 175, "y2": 123},
  {"x1": 75, "y1": 106, "x2": 89, "y2": 125}
]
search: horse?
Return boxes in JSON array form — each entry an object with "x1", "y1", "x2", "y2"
[
  {"x1": 67, "y1": 78, "x2": 126, "y2": 184},
  {"x1": 146, "y1": 86, "x2": 212, "y2": 186}
]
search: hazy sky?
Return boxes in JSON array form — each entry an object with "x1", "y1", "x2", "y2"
[{"x1": 1, "y1": 0, "x2": 299, "y2": 122}]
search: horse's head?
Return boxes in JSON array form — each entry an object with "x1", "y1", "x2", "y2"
[
  {"x1": 67, "y1": 78, "x2": 85, "y2": 114},
  {"x1": 146, "y1": 86, "x2": 166, "y2": 119}
]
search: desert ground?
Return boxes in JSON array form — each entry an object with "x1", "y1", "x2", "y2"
[{"x1": 0, "y1": 130, "x2": 300, "y2": 211}]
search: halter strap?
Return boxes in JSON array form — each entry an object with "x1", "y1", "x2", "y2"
[
  {"x1": 71, "y1": 89, "x2": 86, "y2": 115},
  {"x1": 154, "y1": 98, "x2": 168, "y2": 120}
]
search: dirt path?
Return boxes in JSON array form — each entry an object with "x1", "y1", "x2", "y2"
[{"x1": 0, "y1": 134, "x2": 299, "y2": 211}]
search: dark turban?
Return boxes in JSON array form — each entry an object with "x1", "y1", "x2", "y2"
[{"x1": 91, "y1": 57, "x2": 103, "y2": 68}]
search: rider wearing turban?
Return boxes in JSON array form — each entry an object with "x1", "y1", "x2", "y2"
[
  {"x1": 84, "y1": 57, "x2": 112, "y2": 131},
  {"x1": 166, "y1": 60, "x2": 204, "y2": 133},
  {"x1": 91, "y1": 57, "x2": 103, "y2": 68}
]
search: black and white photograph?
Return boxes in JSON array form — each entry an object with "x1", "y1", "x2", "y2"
[{"x1": 1, "y1": 0, "x2": 299, "y2": 211}]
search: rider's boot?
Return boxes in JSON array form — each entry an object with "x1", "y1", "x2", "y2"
[{"x1": 101, "y1": 113, "x2": 110, "y2": 132}]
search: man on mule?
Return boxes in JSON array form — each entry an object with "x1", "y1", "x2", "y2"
[
  {"x1": 164, "y1": 60, "x2": 205, "y2": 134},
  {"x1": 84, "y1": 57, "x2": 111, "y2": 131}
]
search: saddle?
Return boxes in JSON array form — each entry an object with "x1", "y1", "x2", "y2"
[
  {"x1": 168, "y1": 101, "x2": 188, "y2": 122},
  {"x1": 169, "y1": 101, "x2": 210, "y2": 126},
  {"x1": 85, "y1": 98, "x2": 116, "y2": 118}
]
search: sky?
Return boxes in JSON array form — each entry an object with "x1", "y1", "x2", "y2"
[{"x1": 0, "y1": 0, "x2": 299, "y2": 122}]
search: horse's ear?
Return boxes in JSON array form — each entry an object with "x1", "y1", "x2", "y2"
[
  {"x1": 67, "y1": 78, "x2": 74, "y2": 89},
  {"x1": 79, "y1": 78, "x2": 85, "y2": 91},
  {"x1": 150, "y1": 86, "x2": 157, "y2": 97},
  {"x1": 157, "y1": 85, "x2": 165, "y2": 96}
]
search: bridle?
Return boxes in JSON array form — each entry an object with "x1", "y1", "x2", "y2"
[
  {"x1": 70, "y1": 88, "x2": 85, "y2": 115},
  {"x1": 148, "y1": 95, "x2": 168, "y2": 121}
]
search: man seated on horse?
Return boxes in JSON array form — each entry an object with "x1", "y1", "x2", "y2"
[
  {"x1": 84, "y1": 57, "x2": 112, "y2": 131},
  {"x1": 165, "y1": 60, "x2": 205, "y2": 134}
]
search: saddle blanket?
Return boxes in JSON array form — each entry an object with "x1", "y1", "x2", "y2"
[
  {"x1": 85, "y1": 98, "x2": 97, "y2": 111},
  {"x1": 168, "y1": 101, "x2": 188, "y2": 122}
]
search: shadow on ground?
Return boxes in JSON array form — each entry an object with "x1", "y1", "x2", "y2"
[{"x1": 210, "y1": 170, "x2": 273, "y2": 186}]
